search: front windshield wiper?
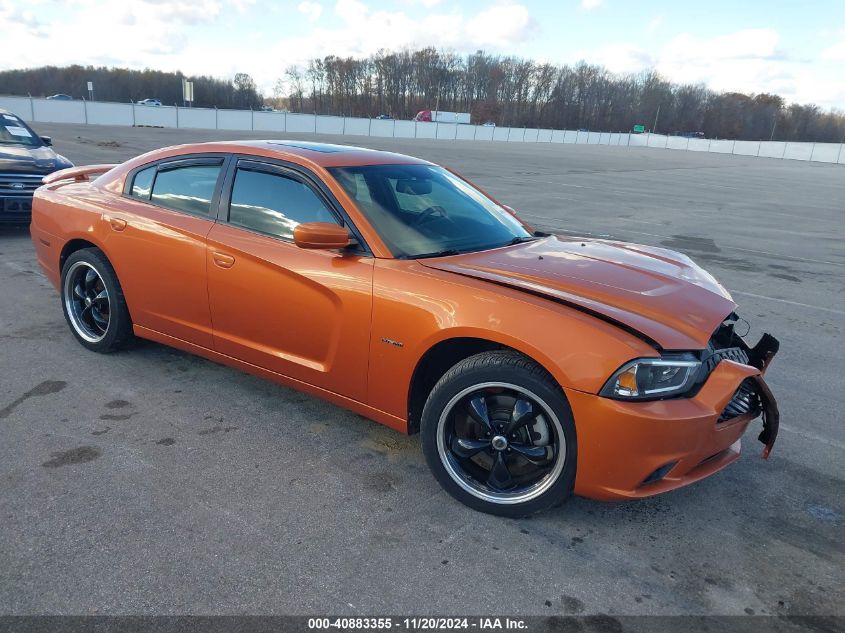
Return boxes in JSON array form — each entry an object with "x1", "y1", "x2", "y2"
[
  {"x1": 507, "y1": 236, "x2": 540, "y2": 246},
  {"x1": 406, "y1": 249, "x2": 463, "y2": 259}
]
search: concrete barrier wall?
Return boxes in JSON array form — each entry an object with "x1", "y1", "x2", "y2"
[
  {"x1": 688, "y1": 138, "x2": 710, "y2": 152},
  {"x1": 180, "y1": 108, "x2": 217, "y2": 129},
  {"x1": 667, "y1": 136, "x2": 688, "y2": 150},
  {"x1": 393, "y1": 120, "x2": 415, "y2": 138},
  {"x1": 253, "y1": 111, "x2": 285, "y2": 132},
  {"x1": 285, "y1": 113, "x2": 314, "y2": 133},
  {"x1": 1, "y1": 95, "x2": 842, "y2": 165},
  {"x1": 455, "y1": 125, "x2": 476, "y2": 140},
  {"x1": 709, "y1": 139, "x2": 734, "y2": 154},
  {"x1": 783, "y1": 143, "x2": 814, "y2": 161},
  {"x1": 733, "y1": 140, "x2": 760, "y2": 156},
  {"x1": 86, "y1": 102, "x2": 133, "y2": 126},
  {"x1": 415, "y1": 122, "x2": 436, "y2": 139},
  {"x1": 33, "y1": 99, "x2": 86, "y2": 124},
  {"x1": 475, "y1": 126, "x2": 495, "y2": 141},
  {"x1": 134, "y1": 105, "x2": 177, "y2": 127},
  {"x1": 759, "y1": 141, "x2": 785, "y2": 159},
  {"x1": 629, "y1": 133, "x2": 647, "y2": 147},
  {"x1": 507, "y1": 128, "x2": 525, "y2": 142},
  {"x1": 343, "y1": 117, "x2": 369, "y2": 136},
  {"x1": 437, "y1": 123, "x2": 457, "y2": 140},
  {"x1": 217, "y1": 109, "x2": 252, "y2": 131},
  {"x1": 809, "y1": 144, "x2": 840, "y2": 163},
  {"x1": 0, "y1": 96, "x2": 33, "y2": 120},
  {"x1": 316, "y1": 116, "x2": 344, "y2": 135},
  {"x1": 369, "y1": 119, "x2": 393, "y2": 137}
]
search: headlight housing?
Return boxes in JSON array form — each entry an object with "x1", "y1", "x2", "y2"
[{"x1": 600, "y1": 355, "x2": 701, "y2": 400}]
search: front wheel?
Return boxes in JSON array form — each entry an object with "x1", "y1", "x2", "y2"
[{"x1": 421, "y1": 351, "x2": 577, "y2": 517}]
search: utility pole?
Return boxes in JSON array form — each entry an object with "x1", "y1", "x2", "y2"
[
  {"x1": 652, "y1": 104, "x2": 660, "y2": 134},
  {"x1": 770, "y1": 113, "x2": 777, "y2": 141}
]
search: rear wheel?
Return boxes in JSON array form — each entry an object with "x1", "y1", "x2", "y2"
[
  {"x1": 61, "y1": 248, "x2": 133, "y2": 353},
  {"x1": 421, "y1": 351, "x2": 577, "y2": 517}
]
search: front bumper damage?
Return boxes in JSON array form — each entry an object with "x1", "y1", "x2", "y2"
[
  {"x1": 745, "y1": 332, "x2": 780, "y2": 459},
  {"x1": 568, "y1": 324, "x2": 781, "y2": 501}
]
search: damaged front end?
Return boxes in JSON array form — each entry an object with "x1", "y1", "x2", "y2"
[{"x1": 703, "y1": 316, "x2": 780, "y2": 458}]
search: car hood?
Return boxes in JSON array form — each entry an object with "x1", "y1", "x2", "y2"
[
  {"x1": 0, "y1": 144, "x2": 70, "y2": 174},
  {"x1": 420, "y1": 235, "x2": 736, "y2": 350}
]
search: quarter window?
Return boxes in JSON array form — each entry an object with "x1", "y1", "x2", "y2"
[
  {"x1": 130, "y1": 166, "x2": 155, "y2": 200},
  {"x1": 228, "y1": 168, "x2": 338, "y2": 240},
  {"x1": 150, "y1": 163, "x2": 222, "y2": 216}
]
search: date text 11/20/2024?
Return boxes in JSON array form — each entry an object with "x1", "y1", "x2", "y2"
[{"x1": 307, "y1": 617, "x2": 528, "y2": 630}]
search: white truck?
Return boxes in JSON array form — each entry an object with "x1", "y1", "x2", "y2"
[{"x1": 413, "y1": 110, "x2": 471, "y2": 124}]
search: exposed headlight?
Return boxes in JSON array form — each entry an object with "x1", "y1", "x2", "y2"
[{"x1": 600, "y1": 356, "x2": 701, "y2": 400}]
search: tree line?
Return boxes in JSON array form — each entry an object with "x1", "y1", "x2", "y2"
[
  {"x1": 279, "y1": 49, "x2": 844, "y2": 142},
  {"x1": 0, "y1": 65, "x2": 262, "y2": 110},
  {"x1": 1, "y1": 52, "x2": 844, "y2": 143}
]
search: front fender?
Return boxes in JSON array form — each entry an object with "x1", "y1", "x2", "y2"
[{"x1": 367, "y1": 259, "x2": 657, "y2": 422}]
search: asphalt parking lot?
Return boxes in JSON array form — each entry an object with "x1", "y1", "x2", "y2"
[{"x1": 1, "y1": 123, "x2": 843, "y2": 617}]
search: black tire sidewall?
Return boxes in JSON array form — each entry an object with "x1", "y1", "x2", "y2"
[
  {"x1": 421, "y1": 352, "x2": 577, "y2": 517},
  {"x1": 60, "y1": 248, "x2": 132, "y2": 353}
]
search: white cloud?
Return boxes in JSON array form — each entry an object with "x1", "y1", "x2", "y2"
[
  {"x1": 0, "y1": 0, "x2": 48, "y2": 37},
  {"x1": 575, "y1": 28, "x2": 845, "y2": 110},
  {"x1": 646, "y1": 15, "x2": 663, "y2": 34},
  {"x1": 581, "y1": 0, "x2": 603, "y2": 10},
  {"x1": 584, "y1": 44, "x2": 655, "y2": 75},
  {"x1": 297, "y1": 0, "x2": 322, "y2": 22},
  {"x1": 821, "y1": 33, "x2": 845, "y2": 61},
  {"x1": 420, "y1": 0, "x2": 443, "y2": 7},
  {"x1": 465, "y1": 3, "x2": 532, "y2": 47}
]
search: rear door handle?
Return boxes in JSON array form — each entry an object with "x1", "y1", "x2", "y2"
[
  {"x1": 212, "y1": 252, "x2": 235, "y2": 269},
  {"x1": 103, "y1": 214, "x2": 127, "y2": 231}
]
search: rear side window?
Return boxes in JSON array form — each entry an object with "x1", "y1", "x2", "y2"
[
  {"x1": 130, "y1": 166, "x2": 155, "y2": 199},
  {"x1": 151, "y1": 164, "x2": 221, "y2": 216},
  {"x1": 228, "y1": 168, "x2": 337, "y2": 240}
]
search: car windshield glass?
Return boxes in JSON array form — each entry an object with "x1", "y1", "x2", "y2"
[
  {"x1": 0, "y1": 115, "x2": 41, "y2": 147},
  {"x1": 329, "y1": 164, "x2": 532, "y2": 258}
]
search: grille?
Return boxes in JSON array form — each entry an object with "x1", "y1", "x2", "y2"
[
  {"x1": 0, "y1": 173, "x2": 44, "y2": 195},
  {"x1": 701, "y1": 345, "x2": 749, "y2": 375},
  {"x1": 719, "y1": 378, "x2": 761, "y2": 422}
]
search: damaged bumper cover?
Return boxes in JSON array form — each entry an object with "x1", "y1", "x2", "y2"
[
  {"x1": 567, "y1": 329, "x2": 781, "y2": 501},
  {"x1": 739, "y1": 331, "x2": 780, "y2": 459}
]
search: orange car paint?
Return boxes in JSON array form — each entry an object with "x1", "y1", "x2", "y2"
[{"x1": 31, "y1": 141, "x2": 776, "y2": 501}]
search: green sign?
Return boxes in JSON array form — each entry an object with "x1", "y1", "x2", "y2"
[{"x1": 633, "y1": 124, "x2": 645, "y2": 133}]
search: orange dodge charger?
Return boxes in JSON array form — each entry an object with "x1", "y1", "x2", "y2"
[{"x1": 30, "y1": 140, "x2": 780, "y2": 516}]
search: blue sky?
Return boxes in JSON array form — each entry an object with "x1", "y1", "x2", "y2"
[{"x1": 3, "y1": 0, "x2": 844, "y2": 109}]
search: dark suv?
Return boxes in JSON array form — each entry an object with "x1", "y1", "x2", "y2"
[{"x1": 0, "y1": 109, "x2": 73, "y2": 224}]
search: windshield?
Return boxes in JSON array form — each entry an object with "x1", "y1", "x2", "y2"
[
  {"x1": 329, "y1": 164, "x2": 532, "y2": 258},
  {"x1": 0, "y1": 114, "x2": 42, "y2": 147}
]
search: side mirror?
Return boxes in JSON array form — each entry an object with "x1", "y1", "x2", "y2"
[
  {"x1": 293, "y1": 222, "x2": 352, "y2": 250},
  {"x1": 41, "y1": 136, "x2": 53, "y2": 146}
]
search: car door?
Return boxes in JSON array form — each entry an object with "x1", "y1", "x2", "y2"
[
  {"x1": 205, "y1": 158, "x2": 374, "y2": 402},
  {"x1": 113, "y1": 155, "x2": 226, "y2": 349}
]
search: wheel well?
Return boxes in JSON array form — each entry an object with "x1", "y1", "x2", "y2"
[
  {"x1": 408, "y1": 337, "x2": 514, "y2": 434},
  {"x1": 59, "y1": 239, "x2": 98, "y2": 272}
]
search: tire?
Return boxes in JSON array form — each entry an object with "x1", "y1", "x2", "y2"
[
  {"x1": 60, "y1": 247, "x2": 134, "y2": 353},
  {"x1": 421, "y1": 350, "x2": 577, "y2": 517}
]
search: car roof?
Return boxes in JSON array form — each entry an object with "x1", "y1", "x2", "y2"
[{"x1": 153, "y1": 140, "x2": 432, "y2": 168}]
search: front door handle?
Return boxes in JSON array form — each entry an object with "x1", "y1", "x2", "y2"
[
  {"x1": 103, "y1": 214, "x2": 127, "y2": 231},
  {"x1": 212, "y1": 252, "x2": 235, "y2": 269}
]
